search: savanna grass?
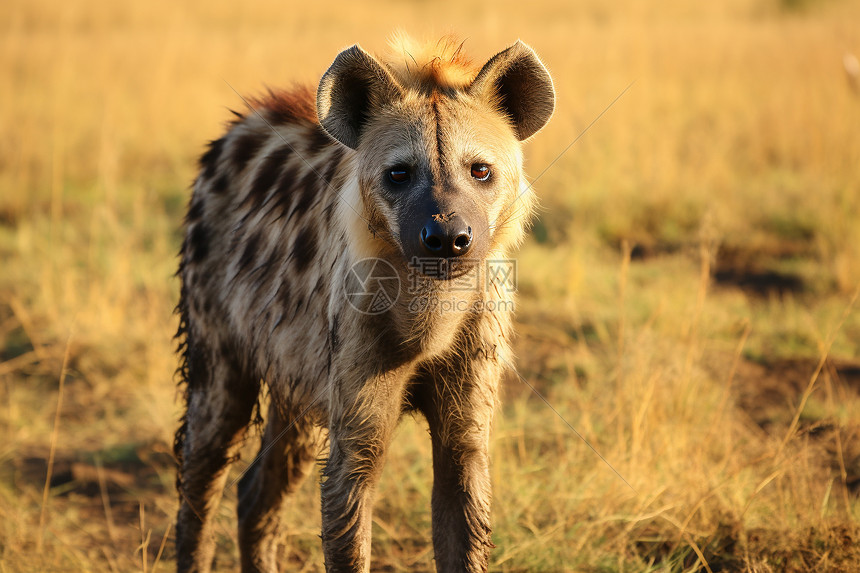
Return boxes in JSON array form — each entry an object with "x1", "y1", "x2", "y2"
[{"x1": 1, "y1": 0, "x2": 859, "y2": 570}]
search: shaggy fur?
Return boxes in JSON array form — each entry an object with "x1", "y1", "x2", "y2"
[{"x1": 174, "y1": 36, "x2": 554, "y2": 573}]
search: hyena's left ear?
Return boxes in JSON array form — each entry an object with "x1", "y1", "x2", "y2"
[
  {"x1": 317, "y1": 45, "x2": 404, "y2": 149},
  {"x1": 469, "y1": 41, "x2": 555, "y2": 141}
]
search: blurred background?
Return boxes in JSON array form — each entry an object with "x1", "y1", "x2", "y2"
[{"x1": 1, "y1": 0, "x2": 859, "y2": 570}]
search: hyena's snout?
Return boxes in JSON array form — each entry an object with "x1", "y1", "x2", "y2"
[
  {"x1": 402, "y1": 195, "x2": 489, "y2": 274},
  {"x1": 419, "y1": 213, "x2": 473, "y2": 258}
]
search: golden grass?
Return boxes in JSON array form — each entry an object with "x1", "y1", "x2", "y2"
[{"x1": 1, "y1": 0, "x2": 860, "y2": 570}]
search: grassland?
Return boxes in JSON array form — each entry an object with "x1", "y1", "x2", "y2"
[{"x1": 1, "y1": 0, "x2": 860, "y2": 570}]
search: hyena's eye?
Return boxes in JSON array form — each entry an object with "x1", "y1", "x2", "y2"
[
  {"x1": 471, "y1": 163, "x2": 491, "y2": 181},
  {"x1": 388, "y1": 166, "x2": 410, "y2": 184}
]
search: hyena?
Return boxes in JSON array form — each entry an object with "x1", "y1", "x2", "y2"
[{"x1": 174, "y1": 36, "x2": 554, "y2": 572}]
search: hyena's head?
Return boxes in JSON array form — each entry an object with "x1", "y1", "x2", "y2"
[{"x1": 317, "y1": 37, "x2": 554, "y2": 278}]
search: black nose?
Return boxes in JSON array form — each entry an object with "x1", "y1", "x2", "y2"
[{"x1": 419, "y1": 216, "x2": 473, "y2": 258}]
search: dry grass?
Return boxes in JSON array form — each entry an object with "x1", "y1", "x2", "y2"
[{"x1": 2, "y1": 0, "x2": 860, "y2": 570}]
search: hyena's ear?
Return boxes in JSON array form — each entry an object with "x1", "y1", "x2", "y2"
[
  {"x1": 469, "y1": 41, "x2": 555, "y2": 141},
  {"x1": 317, "y1": 45, "x2": 403, "y2": 149}
]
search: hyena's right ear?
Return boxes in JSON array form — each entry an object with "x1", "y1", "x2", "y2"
[{"x1": 317, "y1": 45, "x2": 403, "y2": 149}]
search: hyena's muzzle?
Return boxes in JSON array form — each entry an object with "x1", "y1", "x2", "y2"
[{"x1": 399, "y1": 186, "x2": 491, "y2": 279}]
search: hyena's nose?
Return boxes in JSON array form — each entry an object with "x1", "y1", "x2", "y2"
[{"x1": 419, "y1": 215, "x2": 473, "y2": 258}]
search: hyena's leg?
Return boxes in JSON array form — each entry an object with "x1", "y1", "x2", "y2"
[
  {"x1": 237, "y1": 400, "x2": 321, "y2": 572},
  {"x1": 419, "y1": 351, "x2": 501, "y2": 573},
  {"x1": 175, "y1": 342, "x2": 259, "y2": 573},
  {"x1": 319, "y1": 373, "x2": 410, "y2": 573}
]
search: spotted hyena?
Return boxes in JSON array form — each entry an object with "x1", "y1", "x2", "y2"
[{"x1": 174, "y1": 36, "x2": 554, "y2": 572}]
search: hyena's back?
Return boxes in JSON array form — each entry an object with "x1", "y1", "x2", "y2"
[
  {"x1": 180, "y1": 87, "x2": 347, "y2": 402},
  {"x1": 174, "y1": 87, "x2": 352, "y2": 571}
]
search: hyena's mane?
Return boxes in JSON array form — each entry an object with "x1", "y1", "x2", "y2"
[
  {"x1": 217, "y1": 35, "x2": 482, "y2": 134},
  {"x1": 246, "y1": 35, "x2": 481, "y2": 124},
  {"x1": 384, "y1": 33, "x2": 479, "y2": 92},
  {"x1": 246, "y1": 84, "x2": 319, "y2": 126}
]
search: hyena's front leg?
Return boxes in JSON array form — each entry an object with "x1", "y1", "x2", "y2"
[
  {"x1": 419, "y1": 348, "x2": 502, "y2": 573},
  {"x1": 238, "y1": 400, "x2": 322, "y2": 573},
  {"x1": 175, "y1": 340, "x2": 260, "y2": 573},
  {"x1": 320, "y1": 372, "x2": 410, "y2": 572}
]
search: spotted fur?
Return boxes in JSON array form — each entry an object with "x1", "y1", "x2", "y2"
[{"x1": 174, "y1": 36, "x2": 554, "y2": 573}]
